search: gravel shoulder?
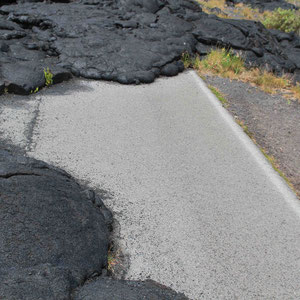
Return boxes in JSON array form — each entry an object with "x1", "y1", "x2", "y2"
[{"x1": 204, "y1": 74, "x2": 300, "y2": 197}]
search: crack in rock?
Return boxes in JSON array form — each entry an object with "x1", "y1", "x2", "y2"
[{"x1": 0, "y1": 171, "x2": 41, "y2": 178}]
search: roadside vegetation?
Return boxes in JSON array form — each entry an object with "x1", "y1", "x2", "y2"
[
  {"x1": 44, "y1": 67, "x2": 53, "y2": 86},
  {"x1": 191, "y1": 1, "x2": 300, "y2": 199},
  {"x1": 202, "y1": 82, "x2": 297, "y2": 196},
  {"x1": 236, "y1": 119, "x2": 297, "y2": 195},
  {"x1": 197, "y1": 0, "x2": 300, "y2": 34},
  {"x1": 182, "y1": 49, "x2": 300, "y2": 101},
  {"x1": 263, "y1": 8, "x2": 300, "y2": 33},
  {"x1": 208, "y1": 85, "x2": 229, "y2": 107}
]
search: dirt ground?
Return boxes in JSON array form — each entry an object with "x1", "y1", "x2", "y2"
[{"x1": 204, "y1": 74, "x2": 300, "y2": 198}]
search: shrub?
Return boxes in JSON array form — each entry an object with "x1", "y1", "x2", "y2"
[{"x1": 262, "y1": 8, "x2": 300, "y2": 33}]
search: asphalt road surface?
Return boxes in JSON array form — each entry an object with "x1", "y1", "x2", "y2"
[{"x1": 2, "y1": 71, "x2": 300, "y2": 299}]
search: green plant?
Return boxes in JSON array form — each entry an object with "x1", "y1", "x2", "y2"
[
  {"x1": 199, "y1": 48, "x2": 245, "y2": 78},
  {"x1": 192, "y1": 55, "x2": 202, "y2": 69},
  {"x1": 208, "y1": 85, "x2": 228, "y2": 107},
  {"x1": 31, "y1": 87, "x2": 39, "y2": 94},
  {"x1": 182, "y1": 52, "x2": 192, "y2": 68},
  {"x1": 44, "y1": 67, "x2": 53, "y2": 86},
  {"x1": 181, "y1": 52, "x2": 203, "y2": 70},
  {"x1": 263, "y1": 8, "x2": 300, "y2": 33},
  {"x1": 200, "y1": 48, "x2": 245, "y2": 77}
]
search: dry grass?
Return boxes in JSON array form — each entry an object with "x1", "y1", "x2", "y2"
[
  {"x1": 107, "y1": 247, "x2": 121, "y2": 274},
  {"x1": 291, "y1": 84, "x2": 300, "y2": 99},
  {"x1": 245, "y1": 69, "x2": 290, "y2": 94},
  {"x1": 196, "y1": 0, "x2": 230, "y2": 18},
  {"x1": 184, "y1": 49, "x2": 300, "y2": 101},
  {"x1": 235, "y1": 3, "x2": 261, "y2": 19},
  {"x1": 197, "y1": 0, "x2": 226, "y2": 10},
  {"x1": 199, "y1": 48, "x2": 245, "y2": 78},
  {"x1": 197, "y1": 0, "x2": 300, "y2": 34},
  {"x1": 197, "y1": 0, "x2": 271, "y2": 21}
]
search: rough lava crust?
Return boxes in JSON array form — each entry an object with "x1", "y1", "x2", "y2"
[
  {"x1": 0, "y1": 0, "x2": 299, "y2": 95},
  {"x1": 0, "y1": 147, "x2": 189, "y2": 299}
]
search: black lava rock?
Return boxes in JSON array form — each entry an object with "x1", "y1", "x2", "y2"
[
  {"x1": 74, "y1": 278, "x2": 189, "y2": 300},
  {"x1": 0, "y1": 81, "x2": 4, "y2": 93},
  {"x1": 0, "y1": 0, "x2": 299, "y2": 95},
  {"x1": 0, "y1": 149, "x2": 109, "y2": 299},
  {"x1": 0, "y1": 148, "x2": 191, "y2": 299}
]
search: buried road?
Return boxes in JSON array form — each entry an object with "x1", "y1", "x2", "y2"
[{"x1": 4, "y1": 71, "x2": 300, "y2": 299}]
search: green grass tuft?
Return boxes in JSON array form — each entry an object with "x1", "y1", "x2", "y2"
[{"x1": 200, "y1": 48, "x2": 245, "y2": 77}]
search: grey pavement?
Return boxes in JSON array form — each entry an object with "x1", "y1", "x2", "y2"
[{"x1": 1, "y1": 71, "x2": 300, "y2": 299}]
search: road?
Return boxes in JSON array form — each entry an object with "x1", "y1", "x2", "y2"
[{"x1": 2, "y1": 71, "x2": 300, "y2": 299}]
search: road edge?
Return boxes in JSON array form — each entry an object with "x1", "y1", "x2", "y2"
[{"x1": 190, "y1": 70, "x2": 300, "y2": 219}]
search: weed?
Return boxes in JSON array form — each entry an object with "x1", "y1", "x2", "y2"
[
  {"x1": 30, "y1": 87, "x2": 39, "y2": 94},
  {"x1": 208, "y1": 85, "x2": 228, "y2": 107},
  {"x1": 182, "y1": 52, "x2": 192, "y2": 69},
  {"x1": 250, "y1": 69, "x2": 289, "y2": 93},
  {"x1": 262, "y1": 8, "x2": 300, "y2": 33},
  {"x1": 44, "y1": 67, "x2": 53, "y2": 86},
  {"x1": 198, "y1": 48, "x2": 245, "y2": 77},
  {"x1": 107, "y1": 247, "x2": 121, "y2": 274},
  {"x1": 192, "y1": 55, "x2": 202, "y2": 69},
  {"x1": 189, "y1": 48, "x2": 298, "y2": 101}
]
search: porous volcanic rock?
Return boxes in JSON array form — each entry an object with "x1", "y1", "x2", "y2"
[
  {"x1": 0, "y1": 0, "x2": 300, "y2": 94},
  {"x1": 0, "y1": 148, "x2": 189, "y2": 299},
  {"x1": 74, "y1": 278, "x2": 189, "y2": 300},
  {"x1": 0, "y1": 149, "x2": 109, "y2": 299},
  {"x1": 225, "y1": 0, "x2": 298, "y2": 11}
]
